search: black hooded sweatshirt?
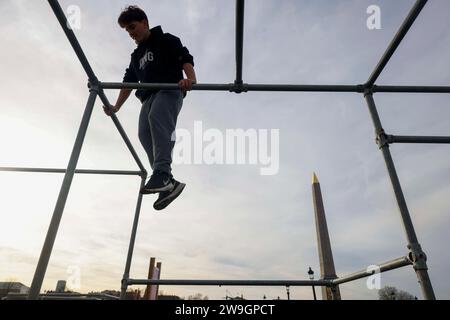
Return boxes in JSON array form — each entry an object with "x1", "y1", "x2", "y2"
[{"x1": 123, "y1": 25, "x2": 194, "y2": 103}]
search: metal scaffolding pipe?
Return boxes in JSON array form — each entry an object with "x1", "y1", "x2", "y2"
[
  {"x1": 364, "y1": 91, "x2": 436, "y2": 300},
  {"x1": 99, "y1": 82, "x2": 363, "y2": 93},
  {"x1": 97, "y1": 90, "x2": 147, "y2": 174},
  {"x1": 235, "y1": 0, "x2": 245, "y2": 85},
  {"x1": 47, "y1": 1, "x2": 146, "y2": 175},
  {"x1": 120, "y1": 177, "x2": 146, "y2": 299},
  {"x1": 0, "y1": 167, "x2": 142, "y2": 176},
  {"x1": 127, "y1": 279, "x2": 332, "y2": 287},
  {"x1": 366, "y1": 0, "x2": 428, "y2": 87},
  {"x1": 374, "y1": 85, "x2": 450, "y2": 93},
  {"x1": 98, "y1": 82, "x2": 450, "y2": 94},
  {"x1": 332, "y1": 256, "x2": 412, "y2": 286},
  {"x1": 100, "y1": 82, "x2": 234, "y2": 91},
  {"x1": 28, "y1": 90, "x2": 98, "y2": 300},
  {"x1": 245, "y1": 84, "x2": 361, "y2": 92},
  {"x1": 48, "y1": 0, "x2": 98, "y2": 82},
  {"x1": 388, "y1": 135, "x2": 450, "y2": 144},
  {"x1": 8, "y1": 0, "x2": 439, "y2": 302}
]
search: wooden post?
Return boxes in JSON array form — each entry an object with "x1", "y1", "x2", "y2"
[
  {"x1": 154, "y1": 262, "x2": 162, "y2": 300},
  {"x1": 144, "y1": 257, "x2": 156, "y2": 300}
]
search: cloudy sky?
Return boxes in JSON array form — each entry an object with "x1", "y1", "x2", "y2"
[{"x1": 1, "y1": 0, "x2": 449, "y2": 300}]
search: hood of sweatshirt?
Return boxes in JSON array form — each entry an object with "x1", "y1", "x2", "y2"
[{"x1": 136, "y1": 25, "x2": 164, "y2": 49}]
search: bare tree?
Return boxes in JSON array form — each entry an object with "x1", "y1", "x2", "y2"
[
  {"x1": 188, "y1": 293, "x2": 209, "y2": 300},
  {"x1": 378, "y1": 286, "x2": 416, "y2": 300}
]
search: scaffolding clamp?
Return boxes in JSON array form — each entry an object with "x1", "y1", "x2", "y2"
[
  {"x1": 363, "y1": 86, "x2": 374, "y2": 97},
  {"x1": 139, "y1": 170, "x2": 148, "y2": 179},
  {"x1": 87, "y1": 79, "x2": 100, "y2": 93},
  {"x1": 408, "y1": 243, "x2": 428, "y2": 271},
  {"x1": 233, "y1": 81, "x2": 247, "y2": 94},
  {"x1": 376, "y1": 129, "x2": 390, "y2": 149},
  {"x1": 356, "y1": 84, "x2": 366, "y2": 93}
]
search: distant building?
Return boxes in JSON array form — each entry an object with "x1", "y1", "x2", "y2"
[
  {"x1": 0, "y1": 282, "x2": 30, "y2": 298},
  {"x1": 55, "y1": 280, "x2": 66, "y2": 293}
]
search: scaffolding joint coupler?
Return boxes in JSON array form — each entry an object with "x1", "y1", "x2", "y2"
[
  {"x1": 121, "y1": 276, "x2": 129, "y2": 288},
  {"x1": 358, "y1": 83, "x2": 376, "y2": 97},
  {"x1": 356, "y1": 84, "x2": 366, "y2": 93},
  {"x1": 87, "y1": 78, "x2": 100, "y2": 93},
  {"x1": 375, "y1": 129, "x2": 390, "y2": 149},
  {"x1": 408, "y1": 243, "x2": 429, "y2": 271},
  {"x1": 233, "y1": 81, "x2": 247, "y2": 94},
  {"x1": 140, "y1": 169, "x2": 148, "y2": 179}
]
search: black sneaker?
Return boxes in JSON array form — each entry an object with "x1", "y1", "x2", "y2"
[
  {"x1": 140, "y1": 170, "x2": 174, "y2": 194},
  {"x1": 153, "y1": 179, "x2": 186, "y2": 211}
]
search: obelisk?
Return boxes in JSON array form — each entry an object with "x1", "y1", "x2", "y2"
[{"x1": 312, "y1": 173, "x2": 341, "y2": 300}]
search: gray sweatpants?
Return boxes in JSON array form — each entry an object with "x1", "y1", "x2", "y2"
[{"x1": 138, "y1": 89, "x2": 183, "y2": 175}]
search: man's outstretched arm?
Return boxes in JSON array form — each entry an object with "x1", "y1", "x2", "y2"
[
  {"x1": 179, "y1": 63, "x2": 197, "y2": 92},
  {"x1": 103, "y1": 88, "x2": 132, "y2": 116}
]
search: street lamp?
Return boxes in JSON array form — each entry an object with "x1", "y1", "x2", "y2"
[{"x1": 308, "y1": 267, "x2": 317, "y2": 300}]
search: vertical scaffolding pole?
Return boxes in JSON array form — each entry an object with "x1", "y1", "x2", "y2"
[
  {"x1": 363, "y1": 90, "x2": 435, "y2": 300},
  {"x1": 120, "y1": 177, "x2": 146, "y2": 299},
  {"x1": 28, "y1": 89, "x2": 98, "y2": 299},
  {"x1": 235, "y1": 0, "x2": 245, "y2": 87},
  {"x1": 143, "y1": 257, "x2": 156, "y2": 300}
]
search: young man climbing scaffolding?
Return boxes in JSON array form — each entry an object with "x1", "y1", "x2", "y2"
[{"x1": 103, "y1": 6, "x2": 197, "y2": 210}]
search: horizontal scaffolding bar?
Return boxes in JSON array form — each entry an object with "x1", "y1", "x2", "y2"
[
  {"x1": 374, "y1": 85, "x2": 450, "y2": 93},
  {"x1": 0, "y1": 167, "x2": 141, "y2": 176},
  {"x1": 127, "y1": 279, "x2": 332, "y2": 287},
  {"x1": 100, "y1": 82, "x2": 363, "y2": 93},
  {"x1": 101, "y1": 82, "x2": 234, "y2": 91},
  {"x1": 245, "y1": 84, "x2": 361, "y2": 92},
  {"x1": 332, "y1": 256, "x2": 412, "y2": 286},
  {"x1": 388, "y1": 135, "x2": 450, "y2": 144},
  {"x1": 128, "y1": 257, "x2": 411, "y2": 288},
  {"x1": 101, "y1": 82, "x2": 450, "y2": 94},
  {"x1": 366, "y1": 0, "x2": 428, "y2": 87}
]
